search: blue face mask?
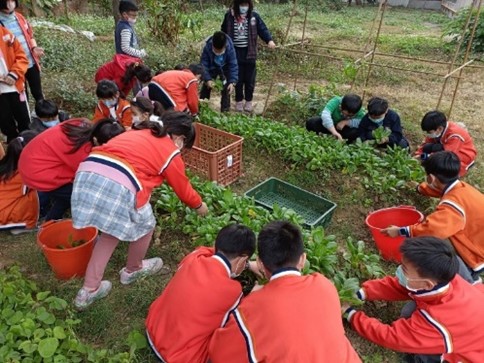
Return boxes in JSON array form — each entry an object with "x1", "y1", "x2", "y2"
[
  {"x1": 369, "y1": 116, "x2": 385, "y2": 123},
  {"x1": 239, "y1": 6, "x2": 249, "y2": 14},
  {"x1": 41, "y1": 119, "x2": 60, "y2": 128},
  {"x1": 103, "y1": 99, "x2": 117, "y2": 108},
  {"x1": 395, "y1": 265, "x2": 421, "y2": 292},
  {"x1": 214, "y1": 53, "x2": 225, "y2": 66}
]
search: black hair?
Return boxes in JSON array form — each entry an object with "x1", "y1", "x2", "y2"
[
  {"x1": 61, "y1": 118, "x2": 125, "y2": 153},
  {"x1": 0, "y1": 0, "x2": 18, "y2": 10},
  {"x1": 212, "y1": 31, "x2": 227, "y2": 50},
  {"x1": 232, "y1": 0, "x2": 253, "y2": 19},
  {"x1": 130, "y1": 97, "x2": 164, "y2": 117},
  {"x1": 421, "y1": 110, "x2": 447, "y2": 132},
  {"x1": 121, "y1": 63, "x2": 152, "y2": 90},
  {"x1": 400, "y1": 237, "x2": 458, "y2": 284},
  {"x1": 174, "y1": 64, "x2": 186, "y2": 70},
  {"x1": 215, "y1": 224, "x2": 256, "y2": 259},
  {"x1": 0, "y1": 130, "x2": 38, "y2": 182},
  {"x1": 257, "y1": 221, "x2": 304, "y2": 273},
  {"x1": 422, "y1": 151, "x2": 460, "y2": 184},
  {"x1": 119, "y1": 0, "x2": 138, "y2": 13},
  {"x1": 341, "y1": 93, "x2": 362, "y2": 115},
  {"x1": 34, "y1": 99, "x2": 59, "y2": 119},
  {"x1": 132, "y1": 110, "x2": 196, "y2": 149},
  {"x1": 367, "y1": 97, "x2": 389, "y2": 117},
  {"x1": 188, "y1": 63, "x2": 204, "y2": 76},
  {"x1": 96, "y1": 80, "x2": 119, "y2": 99}
]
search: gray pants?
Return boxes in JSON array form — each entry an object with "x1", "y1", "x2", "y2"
[{"x1": 399, "y1": 256, "x2": 476, "y2": 363}]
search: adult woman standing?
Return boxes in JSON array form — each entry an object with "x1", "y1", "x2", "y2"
[
  {"x1": 221, "y1": 0, "x2": 275, "y2": 113},
  {"x1": 0, "y1": 0, "x2": 45, "y2": 102},
  {"x1": 72, "y1": 111, "x2": 208, "y2": 310}
]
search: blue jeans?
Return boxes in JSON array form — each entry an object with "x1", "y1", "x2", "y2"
[{"x1": 38, "y1": 183, "x2": 73, "y2": 221}]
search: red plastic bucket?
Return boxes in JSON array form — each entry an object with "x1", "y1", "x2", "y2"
[
  {"x1": 365, "y1": 206, "x2": 424, "y2": 262},
  {"x1": 37, "y1": 219, "x2": 97, "y2": 279}
]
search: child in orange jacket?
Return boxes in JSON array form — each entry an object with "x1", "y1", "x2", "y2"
[
  {"x1": 0, "y1": 26, "x2": 30, "y2": 143},
  {"x1": 93, "y1": 80, "x2": 133, "y2": 128},
  {"x1": 342, "y1": 236, "x2": 484, "y2": 363},
  {"x1": 0, "y1": 130, "x2": 39, "y2": 234},
  {"x1": 383, "y1": 151, "x2": 484, "y2": 282}
]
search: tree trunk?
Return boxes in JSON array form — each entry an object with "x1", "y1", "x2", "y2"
[{"x1": 112, "y1": 0, "x2": 121, "y2": 26}]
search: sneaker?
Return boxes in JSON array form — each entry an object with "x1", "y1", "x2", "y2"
[
  {"x1": 244, "y1": 101, "x2": 253, "y2": 112},
  {"x1": 119, "y1": 257, "x2": 164, "y2": 285},
  {"x1": 10, "y1": 227, "x2": 37, "y2": 235},
  {"x1": 235, "y1": 101, "x2": 244, "y2": 112},
  {"x1": 74, "y1": 280, "x2": 112, "y2": 310}
]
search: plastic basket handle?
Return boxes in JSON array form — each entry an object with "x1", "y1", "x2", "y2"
[{"x1": 38, "y1": 219, "x2": 63, "y2": 231}]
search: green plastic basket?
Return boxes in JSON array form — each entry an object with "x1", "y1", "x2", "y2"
[{"x1": 245, "y1": 177, "x2": 337, "y2": 228}]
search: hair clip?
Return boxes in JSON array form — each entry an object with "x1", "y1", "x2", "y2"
[{"x1": 17, "y1": 136, "x2": 24, "y2": 143}]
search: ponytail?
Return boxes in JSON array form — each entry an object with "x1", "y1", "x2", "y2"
[
  {"x1": 121, "y1": 62, "x2": 152, "y2": 86},
  {"x1": 0, "y1": 130, "x2": 38, "y2": 182}
]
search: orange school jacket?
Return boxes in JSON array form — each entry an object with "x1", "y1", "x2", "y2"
[
  {"x1": 146, "y1": 247, "x2": 242, "y2": 363},
  {"x1": 404, "y1": 180, "x2": 484, "y2": 272},
  {"x1": 0, "y1": 172, "x2": 39, "y2": 230},
  {"x1": 416, "y1": 122, "x2": 476, "y2": 177},
  {"x1": 349, "y1": 275, "x2": 484, "y2": 363},
  {"x1": 92, "y1": 98, "x2": 132, "y2": 127},
  {"x1": 0, "y1": 27, "x2": 28, "y2": 93},
  {"x1": 151, "y1": 70, "x2": 199, "y2": 115},
  {"x1": 209, "y1": 269, "x2": 361, "y2": 363}
]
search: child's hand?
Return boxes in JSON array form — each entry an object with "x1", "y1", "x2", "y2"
[
  {"x1": 32, "y1": 47, "x2": 45, "y2": 57},
  {"x1": 247, "y1": 260, "x2": 265, "y2": 278},
  {"x1": 206, "y1": 80, "x2": 215, "y2": 89},
  {"x1": 341, "y1": 302, "x2": 351, "y2": 315},
  {"x1": 1, "y1": 75, "x2": 15, "y2": 86},
  {"x1": 381, "y1": 225, "x2": 400, "y2": 238},
  {"x1": 377, "y1": 136, "x2": 389, "y2": 145},
  {"x1": 267, "y1": 40, "x2": 276, "y2": 49},
  {"x1": 196, "y1": 202, "x2": 209, "y2": 216},
  {"x1": 336, "y1": 120, "x2": 349, "y2": 130}
]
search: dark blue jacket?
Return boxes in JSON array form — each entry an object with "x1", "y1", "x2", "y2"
[
  {"x1": 358, "y1": 109, "x2": 407, "y2": 147},
  {"x1": 115, "y1": 20, "x2": 139, "y2": 55},
  {"x1": 222, "y1": 10, "x2": 273, "y2": 60},
  {"x1": 200, "y1": 35, "x2": 238, "y2": 84}
]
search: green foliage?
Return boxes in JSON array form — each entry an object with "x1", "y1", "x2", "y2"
[
  {"x1": 372, "y1": 126, "x2": 391, "y2": 144},
  {"x1": 343, "y1": 237, "x2": 384, "y2": 280},
  {"x1": 444, "y1": 8, "x2": 484, "y2": 54},
  {"x1": 199, "y1": 104, "x2": 425, "y2": 199},
  {"x1": 304, "y1": 228, "x2": 338, "y2": 276},
  {"x1": 0, "y1": 266, "x2": 145, "y2": 361}
]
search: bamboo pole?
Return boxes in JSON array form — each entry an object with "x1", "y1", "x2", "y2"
[
  {"x1": 361, "y1": 0, "x2": 388, "y2": 100},
  {"x1": 448, "y1": 0, "x2": 483, "y2": 117},
  {"x1": 437, "y1": 1, "x2": 476, "y2": 109},
  {"x1": 293, "y1": 6, "x2": 309, "y2": 91},
  {"x1": 263, "y1": 0, "x2": 298, "y2": 115},
  {"x1": 354, "y1": 50, "x2": 374, "y2": 65},
  {"x1": 443, "y1": 59, "x2": 474, "y2": 79}
]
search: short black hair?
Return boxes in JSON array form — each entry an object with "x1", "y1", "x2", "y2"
[
  {"x1": 421, "y1": 110, "x2": 447, "y2": 132},
  {"x1": 215, "y1": 224, "x2": 256, "y2": 259},
  {"x1": 96, "y1": 80, "x2": 119, "y2": 99},
  {"x1": 422, "y1": 151, "x2": 460, "y2": 184},
  {"x1": 341, "y1": 94, "x2": 362, "y2": 114},
  {"x1": 367, "y1": 97, "x2": 389, "y2": 117},
  {"x1": 400, "y1": 237, "x2": 458, "y2": 284},
  {"x1": 35, "y1": 99, "x2": 59, "y2": 119},
  {"x1": 212, "y1": 31, "x2": 227, "y2": 50},
  {"x1": 0, "y1": 0, "x2": 18, "y2": 11},
  {"x1": 188, "y1": 63, "x2": 204, "y2": 76},
  {"x1": 258, "y1": 221, "x2": 304, "y2": 273},
  {"x1": 119, "y1": 0, "x2": 138, "y2": 13}
]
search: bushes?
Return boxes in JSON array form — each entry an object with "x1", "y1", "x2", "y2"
[{"x1": 444, "y1": 8, "x2": 484, "y2": 54}]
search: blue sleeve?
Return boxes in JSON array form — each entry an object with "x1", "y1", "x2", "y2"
[
  {"x1": 200, "y1": 42, "x2": 213, "y2": 82},
  {"x1": 254, "y1": 12, "x2": 273, "y2": 43},
  {"x1": 386, "y1": 111, "x2": 403, "y2": 146},
  {"x1": 226, "y1": 40, "x2": 239, "y2": 84},
  {"x1": 221, "y1": 12, "x2": 229, "y2": 33},
  {"x1": 358, "y1": 116, "x2": 373, "y2": 141}
]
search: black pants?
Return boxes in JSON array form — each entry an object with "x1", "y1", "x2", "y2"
[
  {"x1": 25, "y1": 65, "x2": 44, "y2": 102},
  {"x1": 200, "y1": 69, "x2": 231, "y2": 112},
  {"x1": 306, "y1": 116, "x2": 359, "y2": 143},
  {"x1": 0, "y1": 92, "x2": 31, "y2": 143},
  {"x1": 38, "y1": 183, "x2": 73, "y2": 221},
  {"x1": 148, "y1": 83, "x2": 176, "y2": 112},
  {"x1": 235, "y1": 48, "x2": 257, "y2": 102}
]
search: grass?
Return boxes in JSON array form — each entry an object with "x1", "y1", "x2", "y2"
[{"x1": 2, "y1": 4, "x2": 483, "y2": 362}]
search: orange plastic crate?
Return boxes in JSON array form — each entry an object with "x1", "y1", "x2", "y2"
[{"x1": 182, "y1": 123, "x2": 243, "y2": 186}]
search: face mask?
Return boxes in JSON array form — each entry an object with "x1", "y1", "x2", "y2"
[
  {"x1": 103, "y1": 99, "x2": 117, "y2": 108},
  {"x1": 41, "y1": 119, "x2": 59, "y2": 128},
  {"x1": 239, "y1": 6, "x2": 249, "y2": 14},
  {"x1": 132, "y1": 115, "x2": 141, "y2": 125},
  {"x1": 395, "y1": 265, "x2": 421, "y2": 292},
  {"x1": 174, "y1": 138, "x2": 184, "y2": 150},
  {"x1": 127, "y1": 17, "x2": 136, "y2": 25},
  {"x1": 370, "y1": 116, "x2": 385, "y2": 123},
  {"x1": 6, "y1": 1, "x2": 15, "y2": 12},
  {"x1": 230, "y1": 259, "x2": 246, "y2": 279},
  {"x1": 426, "y1": 131, "x2": 441, "y2": 139}
]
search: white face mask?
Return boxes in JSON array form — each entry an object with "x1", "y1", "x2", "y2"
[
  {"x1": 132, "y1": 115, "x2": 141, "y2": 125},
  {"x1": 6, "y1": 1, "x2": 16, "y2": 12},
  {"x1": 426, "y1": 131, "x2": 442, "y2": 139},
  {"x1": 174, "y1": 138, "x2": 184, "y2": 150},
  {"x1": 127, "y1": 17, "x2": 136, "y2": 25},
  {"x1": 239, "y1": 6, "x2": 249, "y2": 14}
]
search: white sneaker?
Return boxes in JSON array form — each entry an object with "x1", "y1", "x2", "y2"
[
  {"x1": 74, "y1": 280, "x2": 112, "y2": 310},
  {"x1": 10, "y1": 227, "x2": 37, "y2": 235},
  {"x1": 119, "y1": 257, "x2": 163, "y2": 285},
  {"x1": 236, "y1": 101, "x2": 244, "y2": 112},
  {"x1": 244, "y1": 101, "x2": 253, "y2": 112}
]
